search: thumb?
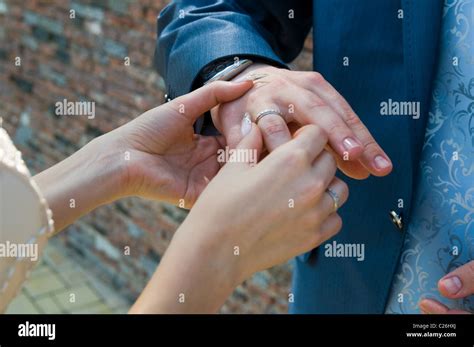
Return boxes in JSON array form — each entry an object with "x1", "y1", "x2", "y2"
[
  {"x1": 438, "y1": 260, "x2": 474, "y2": 299},
  {"x1": 229, "y1": 120, "x2": 263, "y2": 168},
  {"x1": 164, "y1": 80, "x2": 254, "y2": 125}
]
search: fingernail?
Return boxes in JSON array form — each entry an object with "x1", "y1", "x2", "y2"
[
  {"x1": 342, "y1": 137, "x2": 362, "y2": 151},
  {"x1": 440, "y1": 276, "x2": 462, "y2": 295},
  {"x1": 374, "y1": 155, "x2": 391, "y2": 170},
  {"x1": 241, "y1": 112, "x2": 252, "y2": 136}
]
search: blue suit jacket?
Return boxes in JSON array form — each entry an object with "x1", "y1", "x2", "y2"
[{"x1": 156, "y1": 0, "x2": 443, "y2": 313}]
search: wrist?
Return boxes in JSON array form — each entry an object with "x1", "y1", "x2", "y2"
[
  {"x1": 83, "y1": 134, "x2": 126, "y2": 202},
  {"x1": 90, "y1": 130, "x2": 136, "y2": 200},
  {"x1": 168, "y1": 218, "x2": 244, "y2": 309},
  {"x1": 230, "y1": 62, "x2": 279, "y2": 82},
  {"x1": 34, "y1": 134, "x2": 124, "y2": 232}
]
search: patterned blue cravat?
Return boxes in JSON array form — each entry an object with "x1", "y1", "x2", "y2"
[{"x1": 385, "y1": 0, "x2": 474, "y2": 314}]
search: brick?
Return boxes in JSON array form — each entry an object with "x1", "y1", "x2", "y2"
[
  {"x1": 24, "y1": 11, "x2": 63, "y2": 36},
  {"x1": 39, "y1": 64, "x2": 67, "y2": 86},
  {"x1": 55, "y1": 48, "x2": 70, "y2": 64},
  {"x1": 106, "y1": 0, "x2": 133, "y2": 15},
  {"x1": 21, "y1": 35, "x2": 39, "y2": 51},
  {"x1": 71, "y1": 3, "x2": 104, "y2": 21},
  {"x1": 95, "y1": 232, "x2": 122, "y2": 260},
  {"x1": 103, "y1": 38, "x2": 127, "y2": 58}
]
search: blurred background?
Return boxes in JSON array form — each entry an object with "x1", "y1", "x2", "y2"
[{"x1": 0, "y1": 0, "x2": 313, "y2": 313}]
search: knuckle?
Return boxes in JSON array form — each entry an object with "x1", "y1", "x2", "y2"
[
  {"x1": 260, "y1": 116, "x2": 287, "y2": 137},
  {"x1": 211, "y1": 80, "x2": 225, "y2": 92},
  {"x1": 334, "y1": 214, "x2": 343, "y2": 231},
  {"x1": 246, "y1": 90, "x2": 260, "y2": 105},
  {"x1": 309, "y1": 233, "x2": 323, "y2": 249},
  {"x1": 271, "y1": 76, "x2": 287, "y2": 89},
  {"x1": 308, "y1": 71, "x2": 325, "y2": 85},
  {"x1": 361, "y1": 138, "x2": 380, "y2": 155},
  {"x1": 327, "y1": 122, "x2": 350, "y2": 138},
  {"x1": 322, "y1": 150, "x2": 337, "y2": 169},
  {"x1": 306, "y1": 99, "x2": 329, "y2": 113},
  {"x1": 344, "y1": 111, "x2": 364, "y2": 129},
  {"x1": 301, "y1": 210, "x2": 321, "y2": 229},
  {"x1": 313, "y1": 177, "x2": 327, "y2": 194},
  {"x1": 308, "y1": 123, "x2": 327, "y2": 142},
  {"x1": 299, "y1": 177, "x2": 325, "y2": 207},
  {"x1": 276, "y1": 148, "x2": 306, "y2": 171},
  {"x1": 325, "y1": 214, "x2": 343, "y2": 238},
  {"x1": 287, "y1": 148, "x2": 308, "y2": 167},
  {"x1": 307, "y1": 178, "x2": 326, "y2": 199},
  {"x1": 300, "y1": 124, "x2": 328, "y2": 145}
]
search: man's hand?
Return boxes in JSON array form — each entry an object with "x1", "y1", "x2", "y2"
[
  {"x1": 419, "y1": 261, "x2": 474, "y2": 314},
  {"x1": 211, "y1": 63, "x2": 393, "y2": 179}
]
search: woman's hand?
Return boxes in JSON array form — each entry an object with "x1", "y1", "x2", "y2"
[
  {"x1": 130, "y1": 124, "x2": 349, "y2": 313},
  {"x1": 112, "y1": 80, "x2": 254, "y2": 206},
  {"x1": 34, "y1": 81, "x2": 254, "y2": 232}
]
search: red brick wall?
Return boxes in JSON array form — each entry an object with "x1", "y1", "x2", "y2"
[{"x1": 0, "y1": 0, "x2": 312, "y2": 313}]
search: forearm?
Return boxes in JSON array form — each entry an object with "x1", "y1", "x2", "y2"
[
  {"x1": 129, "y1": 219, "x2": 240, "y2": 313},
  {"x1": 33, "y1": 135, "x2": 124, "y2": 233}
]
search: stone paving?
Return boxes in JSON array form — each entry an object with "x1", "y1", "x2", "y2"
[{"x1": 5, "y1": 239, "x2": 131, "y2": 314}]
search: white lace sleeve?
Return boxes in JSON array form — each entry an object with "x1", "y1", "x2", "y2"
[{"x1": 0, "y1": 127, "x2": 54, "y2": 313}]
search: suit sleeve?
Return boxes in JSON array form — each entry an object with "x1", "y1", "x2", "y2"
[{"x1": 155, "y1": 0, "x2": 313, "y2": 98}]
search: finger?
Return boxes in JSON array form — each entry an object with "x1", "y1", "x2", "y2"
[
  {"x1": 317, "y1": 177, "x2": 349, "y2": 216},
  {"x1": 229, "y1": 123, "x2": 263, "y2": 169},
  {"x1": 310, "y1": 150, "x2": 338, "y2": 191},
  {"x1": 256, "y1": 112, "x2": 292, "y2": 151},
  {"x1": 212, "y1": 102, "x2": 247, "y2": 149},
  {"x1": 419, "y1": 299, "x2": 449, "y2": 314},
  {"x1": 301, "y1": 75, "x2": 393, "y2": 176},
  {"x1": 438, "y1": 261, "x2": 474, "y2": 299},
  {"x1": 318, "y1": 213, "x2": 343, "y2": 243},
  {"x1": 419, "y1": 299, "x2": 471, "y2": 314},
  {"x1": 296, "y1": 91, "x2": 365, "y2": 161},
  {"x1": 325, "y1": 145, "x2": 370, "y2": 180},
  {"x1": 283, "y1": 124, "x2": 329, "y2": 162},
  {"x1": 165, "y1": 80, "x2": 254, "y2": 125}
]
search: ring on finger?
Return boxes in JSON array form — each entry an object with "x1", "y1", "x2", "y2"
[
  {"x1": 325, "y1": 187, "x2": 340, "y2": 212},
  {"x1": 255, "y1": 108, "x2": 285, "y2": 124}
]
